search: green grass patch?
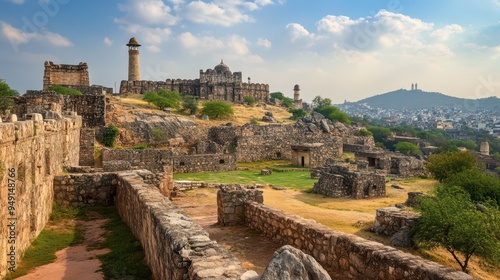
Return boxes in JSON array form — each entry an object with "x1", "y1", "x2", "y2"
[
  {"x1": 89, "y1": 206, "x2": 152, "y2": 280},
  {"x1": 174, "y1": 160, "x2": 317, "y2": 191}
]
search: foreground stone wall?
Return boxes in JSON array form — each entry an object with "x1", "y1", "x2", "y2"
[
  {"x1": 244, "y1": 202, "x2": 473, "y2": 280},
  {"x1": 53, "y1": 173, "x2": 118, "y2": 207},
  {"x1": 79, "y1": 128, "x2": 95, "y2": 166},
  {"x1": 217, "y1": 185, "x2": 263, "y2": 226},
  {"x1": 0, "y1": 113, "x2": 81, "y2": 278},
  {"x1": 115, "y1": 171, "x2": 254, "y2": 279}
]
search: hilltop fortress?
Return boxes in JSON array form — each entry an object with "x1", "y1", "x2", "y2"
[{"x1": 119, "y1": 38, "x2": 269, "y2": 103}]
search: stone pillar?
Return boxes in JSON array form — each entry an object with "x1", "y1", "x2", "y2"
[{"x1": 217, "y1": 185, "x2": 263, "y2": 226}]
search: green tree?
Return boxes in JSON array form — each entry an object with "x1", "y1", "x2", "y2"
[
  {"x1": 289, "y1": 108, "x2": 307, "y2": 120},
  {"x1": 413, "y1": 186, "x2": 500, "y2": 272},
  {"x1": 0, "y1": 79, "x2": 19, "y2": 113},
  {"x1": 101, "y1": 125, "x2": 119, "y2": 148},
  {"x1": 359, "y1": 129, "x2": 372, "y2": 136},
  {"x1": 270, "y1": 92, "x2": 294, "y2": 108},
  {"x1": 367, "y1": 126, "x2": 391, "y2": 143},
  {"x1": 445, "y1": 169, "x2": 500, "y2": 205},
  {"x1": 311, "y1": 95, "x2": 332, "y2": 108},
  {"x1": 394, "y1": 141, "x2": 422, "y2": 156},
  {"x1": 426, "y1": 151, "x2": 477, "y2": 182},
  {"x1": 314, "y1": 105, "x2": 351, "y2": 125},
  {"x1": 201, "y1": 101, "x2": 234, "y2": 119},
  {"x1": 48, "y1": 85, "x2": 83, "y2": 96},
  {"x1": 181, "y1": 95, "x2": 198, "y2": 115},
  {"x1": 143, "y1": 90, "x2": 182, "y2": 110},
  {"x1": 243, "y1": 96, "x2": 256, "y2": 106}
]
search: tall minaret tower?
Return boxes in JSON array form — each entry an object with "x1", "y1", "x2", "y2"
[
  {"x1": 293, "y1": 84, "x2": 300, "y2": 102},
  {"x1": 127, "y1": 37, "x2": 141, "y2": 81}
]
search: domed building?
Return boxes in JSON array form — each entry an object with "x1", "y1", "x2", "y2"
[{"x1": 120, "y1": 57, "x2": 269, "y2": 104}]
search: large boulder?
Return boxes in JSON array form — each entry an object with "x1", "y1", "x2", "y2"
[{"x1": 261, "y1": 245, "x2": 331, "y2": 280}]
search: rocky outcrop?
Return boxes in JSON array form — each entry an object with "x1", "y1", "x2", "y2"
[
  {"x1": 106, "y1": 103, "x2": 207, "y2": 147},
  {"x1": 261, "y1": 245, "x2": 331, "y2": 280}
]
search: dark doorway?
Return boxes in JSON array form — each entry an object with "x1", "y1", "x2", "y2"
[{"x1": 301, "y1": 156, "x2": 305, "y2": 167}]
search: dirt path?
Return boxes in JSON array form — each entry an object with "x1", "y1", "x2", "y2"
[{"x1": 17, "y1": 219, "x2": 110, "y2": 280}]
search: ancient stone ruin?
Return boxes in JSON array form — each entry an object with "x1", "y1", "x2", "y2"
[
  {"x1": 43, "y1": 61, "x2": 89, "y2": 90},
  {"x1": 313, "y1": 163, "x2": 386, "y2": 199}
]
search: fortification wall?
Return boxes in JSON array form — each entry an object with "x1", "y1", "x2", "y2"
[
  {"x1": 15, "y1": 90, "x2": 106, "y2": 128},
  {"x1": 372, "y1": 207, "x2": 421, "y2": 237},
  {"x1": 115, "y1": 171, "x2": 253, "y2": 279},
  {"x1": 102, "y1": 148, "x2": 173, "y2": 172},
  {"x1": 0, "y1": 113, "x2": 81, "y2": 278},
  {"x1": 243, "y1": 202, "x2": 473, "y2": 280},
  {"x1": 43, "y1": 61, "x2": 89, "y2": 90},
  {"x1": 173, "y1": 153, "x2": 237, "y2": 173},
  {"x1": 53, "y1": 173, "x2": 118, "y2": 207}
]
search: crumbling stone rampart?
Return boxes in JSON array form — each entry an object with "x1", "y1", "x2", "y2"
[
  {"x1": 372, "y1": 207, "x2": 420, "y2": 237},
  {"x1": 0, "y1": 113, "x2": 81, "y2": 278},
  {"x1": 53, "y1": 173, "x2": 118, "y2": 207},
  {"x1": 115, "y1": 171, "x2": 254, "y2": 279},
  {"x1": 174, "y1": 153, "x2": 236, "y2": 173},
  {"x1": 243, "y1": 202, "x2": 473, "y2": 280},
  {"x1": 79, "y1": 128, "x2": 95, "y2": 166}
]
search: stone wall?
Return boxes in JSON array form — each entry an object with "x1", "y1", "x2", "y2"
[
  {"x1": 0, "y1": 113, "x2": 81, "y2": 278},
  {"x1": 53, "y1": 173, "x2": 118, "y2": 207},
  {"x1": 115, "y1": 171, "x2": 254, "y2": 279},
  {"x1": 372, "y1": 207, "x2": 421, "y2": 236},
  {"x1": 313, "y1": 164, "x2": 386, "y2": 199},
  {"x1": 243, "y1": 202, "x2": 473, "y2": 280},
  {"x1": 79, "y1": 128, "x2": 95, "y2": 166},
  {"x1": 217, "y1": 185, "x2": 263, "y2": 226},
  {"x1": 101, "y1": 149, "x2": 174, "y2": 197},
  {"x1": 15, "y1": 90, "x2": 106, "y2": 128},
  {"x1": 173, "y1": 153, "x2": 237, "y2": 173}
]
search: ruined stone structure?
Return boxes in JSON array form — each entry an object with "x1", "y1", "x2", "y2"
[
  {"x1": 293, "y1": 84, "x2": 303, "y2": 109},
  {"x1": 127, "y1": 37, "x2": 141, "y2": 81},
  {"x1": 43, "y1": 61, "x2": 89, "y2": 90},
  {"x1": 0, "y1": 112, "x2": 81, "y2": 278},
  {"x1": 15, "y1": 90, "x2": 106, "y2": 128},
  {"x1": 119, "y1": 60, "x2": 270, "y2": 104},
  {"x1": 217, "y1": 187, "x2": 473, "y2": 280},
  {"x1": 480, "y1": 141, "x2": 490, "y2": 156},
  {"x1": 206, "y1": 113, "x2": 350, "y2": 164},
  {"x1": 313, "y1": 163, "x2": 386, "y2": 199},
  {"x1": 372, "y1": 207, "x2": 421, "y2": 247}
]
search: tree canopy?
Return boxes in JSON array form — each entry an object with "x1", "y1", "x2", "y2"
[
  {"x1": 270, "y1": 92, "x2": 294, "y2": 108},
  {"x1": 394, "y1": 141, "x2": 422, "y2": 156},
  {"x1": 289, "y1": 108, "x2": 307, "y2": 120},
  {"x1": 314, "y1": 105, "x2": 351, "y2": 125},
  {"x1": 143, "y1": 90, "x2": 182, "y2": 110},
  {"x1": 181, "y1": 95, "x2": 198, "y2": 115},
  {"x1": 426, "y1": 151, "x2": 477, "y2": 182},
  {"x1": 0, "y1": 79, "x2": 20, "y2": 113},
  {"x1": 413, "y1": 186, "x2": 500, "y2": 272},
  {"x1": 445, "y1": 169, "x2": 500, "y2": 205},
  {"x1": 201, "y1": 101, "x2": 234, "y2": 119},
  {"x1": 311, "y1": 95, "x2": 332, "y2": 108}
]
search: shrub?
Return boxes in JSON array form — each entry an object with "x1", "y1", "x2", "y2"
[
  {"x1": 270, "y1": 92, "x2": 294, "y2": 108},
  {"x1": 426, "y1": 151, "x2": 477, "y2": 182},
  {"x1": 243, "y1": 96, "x2": 256, "y2": 106},
  {"x1": 289, "y1": 108, "x2": 307, "y2": 120},
  {"x1": 102, "y1": 125, "x2": 119, "y2": 148},
  {"x1": 0, "y1": 79, "x2": 19, "y2": 114},
  {"x1": 143, "y1": 90, "x2": 182, "y2": 110},
  {"x1": 314, "y1": 105, "x2": 351, "y2": 125},
  {"x1": 359, "y1": 129, "x2": 372, "y2": 136},
  {"x1": 182, "y1": 95, "x2": 198, "y2": 115},
  {"x1": 132, "y1": 144, "x2": 148, "y2": 149},
  {"x1": 201, "y1": 101, "x2": 234, "y2": 119},
  {"x1": 48, "y1": 85, "x2": 83, "y2": 96}
]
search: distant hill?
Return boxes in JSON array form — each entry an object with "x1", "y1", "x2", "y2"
[{"x1": 349, "y1": 89, "x2": 500, "y2": 110}]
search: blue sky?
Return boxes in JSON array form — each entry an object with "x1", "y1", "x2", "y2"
[{"x1": 1, "y1": 0, "x2": 500, "y2": 103}]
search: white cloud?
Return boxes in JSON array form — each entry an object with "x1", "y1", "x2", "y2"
[
  {"x1": 431, "y1": 24, "x2": 464, "y2": 41},
  {"x1": 146, "y1": 45, "x2": 162, "y2": 53},
  {"x1": 257, "y1": 38, "x2": 271, "y2": 49},
  {"x1": 7, "y1": 0, "x2": 24, "y2": 4},
  {"x1": 287, "y1": 10, "x2": 463, "y2": 58},
  {"x1": 1, "y1": 21, "x2": 72, "y2": 47},
  {"x1": 183, "y1": 1, "x2": 253, "y2": 27},
  {"x1": 104, "y1": 37, "x2": 113, "y2": 47},
  {"x1": 118, "y1": 0, "x2": 178, "y2": 26},
  {"x1": 177, "y1": 32, "x2": 263, "y2": 63}
]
